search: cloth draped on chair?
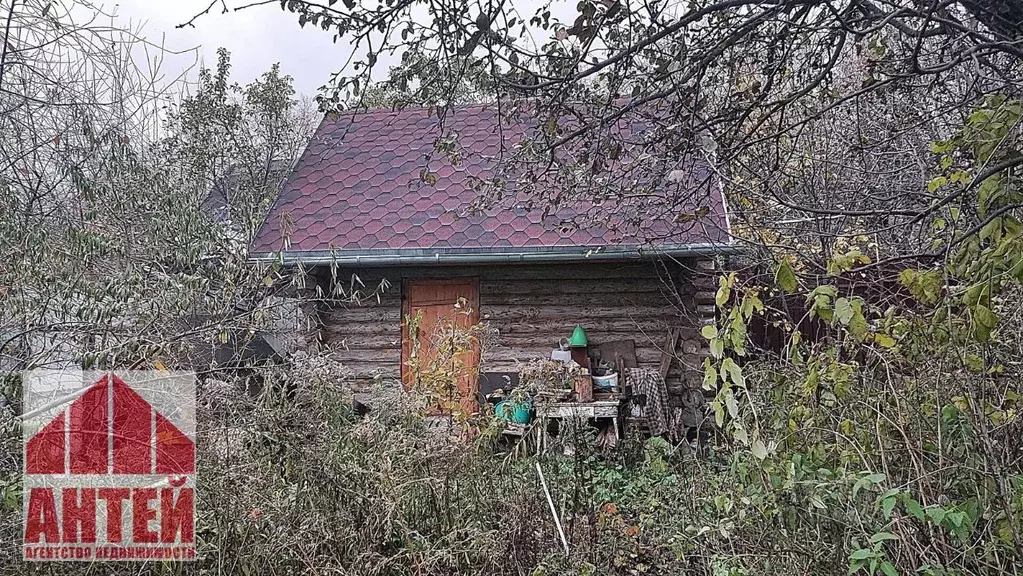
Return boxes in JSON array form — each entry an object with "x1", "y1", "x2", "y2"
[{"x1": 625, "y1": 367, "x2": 671, "y2": 437}]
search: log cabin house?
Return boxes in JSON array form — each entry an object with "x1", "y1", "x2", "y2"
[{"x1": 249, "y1": 105, "x2": 735, "y2": 414}]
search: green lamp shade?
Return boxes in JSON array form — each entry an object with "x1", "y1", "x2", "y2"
[{"x1": 569, "y1": 325, "x2": 588, "y2": 347}]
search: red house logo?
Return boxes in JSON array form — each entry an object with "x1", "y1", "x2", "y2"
[{"x1": 22, "y1": 371, "x2": 196, "y2": 562}]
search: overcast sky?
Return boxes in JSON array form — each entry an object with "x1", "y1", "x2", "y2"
[{"x1": 113, "y1": 0, "x2": 346, "y2": 97}]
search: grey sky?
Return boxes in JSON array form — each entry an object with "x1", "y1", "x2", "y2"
[{"x1": 113, "y1": 0, "x2": 345, "y2": 97}]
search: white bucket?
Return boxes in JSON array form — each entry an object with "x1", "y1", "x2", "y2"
[{"x1": 592, "y1": 373, "x2": 619, "y2": 391}]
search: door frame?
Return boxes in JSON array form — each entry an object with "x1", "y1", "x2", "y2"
[{"x1": 400, "y1": 277, "x2": 481, "y2": 408}]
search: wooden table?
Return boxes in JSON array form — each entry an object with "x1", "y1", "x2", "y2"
[{"x1": 536, "y1": 400, "x2": 622, "y2": 440}]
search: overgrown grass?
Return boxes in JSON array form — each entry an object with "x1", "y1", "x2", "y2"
[{"x1": 1, "y1": 349, "x2": 1019, "y2": 575}]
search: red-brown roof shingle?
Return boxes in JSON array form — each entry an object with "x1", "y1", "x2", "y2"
[{"x1": 250, "y1": 104, "x2": 730, "y2": 260}]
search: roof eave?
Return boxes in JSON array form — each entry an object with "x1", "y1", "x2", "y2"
[{"x1": 248, "y1": 243, "x2": 740, "y2": 267}]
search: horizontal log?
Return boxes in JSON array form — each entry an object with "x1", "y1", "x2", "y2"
[
  {"x1": 310, "y1": 261, "x2": 706, "y2": 286},
  {"x1": 320, "y1": 324, "x2": 402, "y2": 339},
  {"x1": 482, "y1": 292, "x2": 675, "y2": 308},
  {"x1": 328, "y1": 349, "x2": 401, "y2": 363},
  {"x1": 324, "y1": 320, "x2": 680, "y2": 341},
  {"x1": 320, "y1": 318, "x2": 698, "y2": 339},
  {"x1": 319, "y1": 321, "x2": 701, "y2": 354},
  {"x1": 322, "y1": 297, "x2": 400, "y2": 314},
  {"x1": 320, "y1": 313, "x2": 698, "y2": 339},
  {"x1": 481, "y1": 279, "x2": 681, "y2": 296},
  {"x1": 323, "y1": 307, "x2": 693, "y2": 325},
  {"x1": 325, "y1": 303, "x2": 698, "y2": 325},
  {"x1": 323, "y1": 336, "x2": 403, "y2": 350},
  {"x1": 493, "y1": 317, "x2": 673, "y2": 335},
  {"x1": 483, "y1": 305, "x2": 685, "y2": 322},
  {"x1": 323, "y1": 307, "x2": 402, "y2": 324},
  {"x1": 333, "y1": 359, "x2": 401, "y2": 373},
  {"x1": 322, "y1": 332, "x2": 703, "y2": 359},
  {"x1": 345, "y1": 370, "x2": 401, "y2": 379},
  {"x1": 346, "y1": 371, "x2": 400, "y2": 383}
]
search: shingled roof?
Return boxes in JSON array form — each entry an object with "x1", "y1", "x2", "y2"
[{"x1": 249, "y1": 104, "x2": 733, "y2": 265}]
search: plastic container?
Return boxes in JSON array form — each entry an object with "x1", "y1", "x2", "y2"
[
  {"x1": 495, "y1": 400, "x2": 531, "y2": 424},
  {"x1": 551, "y1": 349, "x2": 572, "y2": 362},
  {"x1": 592, "y1": 372, "x2": 619, "y2": 391}
]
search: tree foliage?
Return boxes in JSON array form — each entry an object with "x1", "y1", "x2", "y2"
[
  {"x1": 0, "y1": 3, "x2": 311, "y2": 376},
  {"x1": 164, "y1": 47, "x2": 318, "y2": 242},
  {"x1": 230, "y1": 0, "x2": 1023, "y2": 572}
]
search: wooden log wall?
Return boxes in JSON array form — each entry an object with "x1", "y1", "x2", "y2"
[{"x1": 308, "y1": 259, "x2": 718, "y2": 402}]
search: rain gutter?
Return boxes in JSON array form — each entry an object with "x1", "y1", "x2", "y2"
[{"x1": 248, "y1": 243, "x2": 739, "y2": 267}]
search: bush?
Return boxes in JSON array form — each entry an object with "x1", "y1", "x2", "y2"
[{"x1": 2, "y1": 346, "x2": 1019, "y2": 575}]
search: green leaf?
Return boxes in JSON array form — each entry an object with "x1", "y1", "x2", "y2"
[
  {"x1": 750, "y1": 439, "x2": 768, "y2": 460},
  {"x1": 878, "y1": 489, "x2": 900, "y2": 519},
  {"x1": 722, "y1": 357, "x2": 744, "y2": 387},
  {"x1": 809, "y1": 285, "x2": 838, "y2": 300},
  {"x1": 740, "y1": 296, "x2": 753, "y2": 319},
  {"x1": 869, "y1": 532, "x2": 899, "y2": 544},
  {"x1": 702, "y1": 359, "x2": 717, "y2": 389},
  {"x1": 709, "y1": 338, "x2": 724, "y2": 359},
  {"x1": 926, "y1": 506, "x2": 946, "y2": 525},
  {"x1": 750, "y1": 295, "x2": 765, "y2": 314},
  {"x1": 834, "y1": 297, "x2": 854, "y2": 325},
  {"x1": 963, "y1": 354, "x2": 985, "y2": 372},
  {"x1": 724, "y1": 391, "x2": 738, "y2": 418},
  {"x1": 973, "y1": 304, "x2": 999, "y2": 341},
  {"x1": 879, "y1": 561, "x2": 898, "y2": 576},
  {"x1": 732, "y1": 423, "x2": 749, "y2": 445},
  {"x1": 850, "y1": 549, "x2": 874, "y2": 561},
  {"x1": 730, "y1": 319, "x2": 747, "y2": 355},
  {"x1": 882, "y1": 497, "x2": 898, "y2": 519},
  {"x1": 974, "y1": 304, "x2": 998, "y2": 328},
  {"x1": 848, "y1": 310, "x2": 868, "y2": 342},
  {"x1": 715, "y1": 278, "x2": 731, "y2": 306},
  {"x1": 899, "y1": 269, "x2": 943, "y2": 304},
  {"x1": 701, "y1": 325, "x2": 717, "y2": 340},
  {"x1": 903, "y1": 495, "x2": 925, "y2": 521},
  {"x1": 841, "y1": 418, "x2": 854, "y2": 435},
  {"x1": 853, "y1": 473, "x2": 885, "y2": 499},
  {"x1": 775, "y1": 261, "x2": 797, "y2": 293},
  {"x1": 979, "y1": 216, "x2": 1002, "y2": 240}
]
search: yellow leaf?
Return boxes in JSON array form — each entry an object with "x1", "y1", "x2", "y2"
[{"x1": 874, "y1": 333, "x2": 896, "y2": 348}]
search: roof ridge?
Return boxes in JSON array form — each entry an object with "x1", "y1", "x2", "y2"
[{"x1": 331, "y1": 102, "x2": 494, "y2": 118}]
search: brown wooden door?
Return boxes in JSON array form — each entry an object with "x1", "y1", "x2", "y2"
[{"x1": 401, "y1": 279, "x2": 480, "y2": 413}]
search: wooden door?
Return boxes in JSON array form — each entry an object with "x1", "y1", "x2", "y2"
[{"x1": 401, "y1": 279, "x2": 481, "y2": 413}]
